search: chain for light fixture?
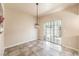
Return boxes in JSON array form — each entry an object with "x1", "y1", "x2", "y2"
[{"x1": 35, "y1": 3, "x2": 39, "y2": 28}]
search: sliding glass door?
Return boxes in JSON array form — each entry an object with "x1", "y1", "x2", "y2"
[{"x1": 44, "y1": 20, "x2": 61, "y2": 44}]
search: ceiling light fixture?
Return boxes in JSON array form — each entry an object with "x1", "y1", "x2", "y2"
[{"x1": 35, "y1": 3, "x2": 39, "y2": 28}]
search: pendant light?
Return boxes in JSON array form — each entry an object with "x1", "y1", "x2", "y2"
[{"x1": 35, "y1": 3, "x2": 39, "y2": 28}]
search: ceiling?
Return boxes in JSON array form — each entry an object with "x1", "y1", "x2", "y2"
[
  {"x1": 64, "y1": 4, "x2": 79, "y2": 15},
  {"x1": 4, "y1": 3, "x2": 75, "y2": 17}
]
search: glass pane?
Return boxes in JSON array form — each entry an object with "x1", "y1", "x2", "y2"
[{"x1": 44, "y1": 20, "x2": 61, "y2": 44}]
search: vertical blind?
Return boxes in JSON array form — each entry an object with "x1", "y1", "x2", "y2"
[{"x1": 44, "y1": 19, "x2": 61, "y2": 44}]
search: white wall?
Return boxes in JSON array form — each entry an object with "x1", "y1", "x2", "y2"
[
  {"x1": 39, "y1": 11, "x2": 79, "y2": 50},
  {"x1": 4, "y1": 6, "x2": 37, "y2": 48}
]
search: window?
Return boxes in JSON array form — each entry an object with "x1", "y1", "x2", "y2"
[{"x1": 44, "y1": 19, "x2": 61, "y2": 44}]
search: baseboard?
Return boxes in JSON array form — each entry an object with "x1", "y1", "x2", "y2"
[
  {"x1": 5, "y1": 40, "x2": 79, "y2": 53},
  {"x1": 62, "y1": 45, "x2": 79, "y2": 52},
  {"x1": 5, "y1": 39, "x2": 36, "y2": 49},
  {"x1": 44, "y1": 40, "x2": 79, "y2": 52}
]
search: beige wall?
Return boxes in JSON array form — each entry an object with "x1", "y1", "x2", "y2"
[
  {"x1": 4, "y1": 6, "x2": 37, "y2": 48},
  {"x1": 3, "y1": 4, "x2": 79, "y2": 51},
  {"x1": 61, "y1": 11, "x2": 79, "y2": 50},
  {"x1": 39, "y1": 11, "x2": 79, "y2": 50}
]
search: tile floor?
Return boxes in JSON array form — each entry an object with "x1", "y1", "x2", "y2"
[{"x1": 4, "y1": 40, "x2": 79, "y2": 56}]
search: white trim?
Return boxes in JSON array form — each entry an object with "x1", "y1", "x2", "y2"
[
  {"x1": 5, "y1": 39, "x2": 36, "y2": 49},
  {"x1": 62, "y1": 44, "x2": 79, "y2": 52},
  {"x1": 5, "y1": 40, "x2": 79, "y2": 53},
  {"x1": 46, "y1": 40, "x2": 79, "y2": 52}
]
